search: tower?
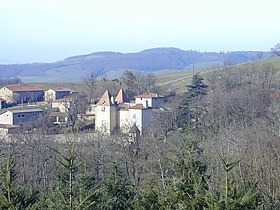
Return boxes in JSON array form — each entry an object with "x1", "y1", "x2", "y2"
[{"x1": 95, "y1": 90, "x2": 117, "y2": 134}]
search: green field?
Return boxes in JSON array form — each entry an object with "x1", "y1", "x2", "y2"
[{"x1": 26, "y1": 58, "x2": 280, "y2": 95}]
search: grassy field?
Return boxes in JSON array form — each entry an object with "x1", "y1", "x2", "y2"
[{"x1": 26, "y1": 58, "x2": 280, "y2": 95}]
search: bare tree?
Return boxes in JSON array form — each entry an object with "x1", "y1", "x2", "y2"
[
  {"x1": 271, "y1": 43, "x2": 280, "y2": 57},
  {"x1": 82, "y1": 72, "x2": 97, "y2": 102}
]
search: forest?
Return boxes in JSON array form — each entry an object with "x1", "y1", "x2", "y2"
[{"x1": 0, "y1": 61, "x2": 280, "y2": 209}]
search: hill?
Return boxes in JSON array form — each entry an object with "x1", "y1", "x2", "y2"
[
  {"x1": 0, "y1": 48, "x2": 273, "y2": 82},
  {"x1": 157, "y1": 57, "x2": 280, "y2": 94}
]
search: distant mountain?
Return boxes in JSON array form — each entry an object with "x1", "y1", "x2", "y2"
[{"x1": 0, "y1": 48, "x2": 273, "y2": 82}]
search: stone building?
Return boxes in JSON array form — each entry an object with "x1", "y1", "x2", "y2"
[
  {"x1": 95, "y1": 89, "x2": 163, "y2": 135},
  {"x1": 0, "y1": 109, "x2": 44, "y2": 126},
  {"x1": 44, "y1": 88, "x2": 72, "y2": 101},
  {"x1": 0, "y1": 85, "x2": 44, "y2": 104}
]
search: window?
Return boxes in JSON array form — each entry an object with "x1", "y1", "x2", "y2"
[
  {"x1": 101, "y1": 107, "x2": 105, "y2": 112},
  {"x1": 133, "y1": 114, "x2": 136, "y2": 119},
  {"x1": 102, "y1": 120, "x2": 106, "y2": 125}
]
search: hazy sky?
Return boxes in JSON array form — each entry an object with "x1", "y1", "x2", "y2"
[{"x1": 1, "y1": 0, "x2": 280, "y2": 63}]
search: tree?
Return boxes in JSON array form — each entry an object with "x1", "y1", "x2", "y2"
[
  {"x1": 271, "y1": 43, "x2": 280, "y2": 57},
  {"x1": 122, "y1": 70, "x2": 138, "y2": 98},
  {"x1": 98, "y1": 163, "x2": 136, "y2": 209},
  {"x1": 82, "y1": 72, "x2": 97, "y2": 102},
  {"x1": 0, "y1": 156, "x2": 39, "y2": 209},
  {"x1": 162, "y1": 133, "x2": 208, "y2": 209},
  {"x1": 47, "y1": 144, "x2": 97, "y2": 209},
  {"x1": 178, "y1": 73, "x2": 208, "y2": 127},
  {"x1": 206, "y1": 147, "x2": 260, "y2": 209}
]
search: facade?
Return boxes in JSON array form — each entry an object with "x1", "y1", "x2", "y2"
[
  {"x1": 0, "y1": 124, "x2": 19, "y2": 140},
  {"x1": 45, "y1": 88, "x2": 72, "y2": 101},
  {"x1": 0, "y1": 85, "x2": 44, "y2": 104},
  {"x1": 51, "y1": 97, "x2": 74, "y2": 113},
  {"x1": 0, "y1": 98, "x2": 6, "y2": 109},
  {"x1": 50, "y1": 111, "x2": 68, "y2": 125},
  {"x1": 95, "y1": 90, "x2": 117, "y2": 134},
  {"x1": 0, "y1": 109, "x2": 44, "y2": 126},
  {"x1": 135, "y1": 92, "x2": 164, "y2": 108},
  {"x1": 95, "y1": 89, "x2": 163, "y2": 135}
]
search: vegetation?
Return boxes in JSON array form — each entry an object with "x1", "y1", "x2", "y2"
[{"x1": 1, "y1": 58, "x2": 280, "y2": 209}]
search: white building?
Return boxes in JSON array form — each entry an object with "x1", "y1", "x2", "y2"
[
  {"x1": 51, "y1": 97, "x2": 74, "y2": 113},
  {"x1": 45, "y1": 88, "x2": 72, "y2": 101},
  {"x1": 0, "y1": 109, "x2": 44, "y2": 126},
  {"x1": 135, "y1": 92, "x2": 164, "y2": 108},
  {"x1": 95, "y1": 89, "x2": 163, "y2": 135}
]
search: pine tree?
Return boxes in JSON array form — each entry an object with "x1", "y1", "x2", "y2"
[
  {"x1": 162, "y1": 133, "x2": 208, "y2": 209},
  {"x1": 135, "y1": 177, "x2": 163, "y2": 210},
  {"x1": 178, "y1": 73, "x2": 208, "y2": 128},
  {"x1": 47, "y1": 145, "x2": 98, "y2": 209},
  {"x1": 98, "y1": 163, "x2": 136, "y2": 210},
  {"x1": 0, "y1": 156, "x2": 39, "y2": 210},
  {"x1": 206, "y1": 147, "x2": 261, "y2": 209}
]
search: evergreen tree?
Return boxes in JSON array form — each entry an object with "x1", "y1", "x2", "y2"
[
  {"x1": 162, "y1": 133, "x2": 208, "y2": 209},
  {"x1": 135, "y1": 177, "x2": 163, "y2": 210},
  {"x1": 0, "y1": 156, "x2": 39, "y2": 210},
  {"x1": 178, "y1": 73, "x2": 208, "y2": 128},
  {"x1": 98, "y1": 163, "x2": 136, "y2": 210},
  {"x1": 206, "y1": 148, "x2": 261, "y2": 209},
  {"x1": 122, "y1": 70, "x2": 138, "y2": 99},
  {"x1": 47, "y1": 145, "x2": 98, "y2": 209}
]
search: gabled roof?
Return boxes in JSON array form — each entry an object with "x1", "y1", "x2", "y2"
[
  {"x1": 129, "y1": 104, "x2": 147, "y2": 110},
  {"x1": 115, "y1": 89, "x2": 128, "y2": 104},
  {"x1": 5, "y1": 109, "x2": 43, "y2": 114},
  {"x1": 3, "y1": 85, "x2": 43, "y2": 92},
  {"x1": 53, "y1": 97, "x2": 74, "y2": 103},
  {"x1": 0, "y1": 124, "x2": 19, "y2": 129},
  {"x1": 135, "y1": 92, "x2": 163, "y2": 98},
  {"x1": 47, "y1": 88, "x2": 71, "y2": 92},
  {"x1": 97, "y1": 90, "x2": 112, "y2": 106}
]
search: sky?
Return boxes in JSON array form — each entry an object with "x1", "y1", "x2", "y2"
[{"x1": 1, "y1": 0, "x2": 280, "y2": 64}]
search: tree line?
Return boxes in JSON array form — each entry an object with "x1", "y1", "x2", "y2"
[{"x1": 0, "y1": 61, "x2": 280, "y2": 209}]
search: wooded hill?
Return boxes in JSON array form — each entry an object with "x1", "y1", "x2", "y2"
[{"x1": 0, "y1": 48, "x2": 273, "y2": 82}]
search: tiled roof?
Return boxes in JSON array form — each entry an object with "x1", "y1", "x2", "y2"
[
  {"x1": 0, "y1": 124, "x2": 19, "y2": 129},
  {"x1": 135, "y1": 92, "x2": 162, "y2": 98},
  {"x1": 115, "y1": 89, "x2": 128, "y2": 104},
  {"x1": 3, "y1": 85, "x2": 43, "y2": 92},
  {"x1": 7, "y1": 109, "x2": 43, "y2": 114},
  {"x1": 53, "y1": 97, "x2": 74, "y2": 103},
  {"x1": 97, "y1": 90, "x2": 112, "y2": 106},
  {"x1": 48, "y1": 88, "x2": 71, "y2": 92},
  {"x1": 129, "y1": 104, "x2": 146, "y2": 110}
]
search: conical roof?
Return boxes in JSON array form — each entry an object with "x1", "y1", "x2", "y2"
[
  {"x1": 97, "y1": 90, "x2": 112, "y2": 106},
  {"x1": 115, "y1": 88, "x2": 128, "y2": 104}
]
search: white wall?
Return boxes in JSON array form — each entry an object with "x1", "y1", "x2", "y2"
[
  {"x1": 0, "y1": 112, "x2": 13, "y2": 125},
  {"x1": 0, "y1": 88, "x2": 13, "y2": 103},
  {"x1": 135, "y1": 97, "x2": 164, "y2": 108},
  {"x1": 135, "y1": 98, "x2": 152, "y2": 108},
  {"x1": 128, "y1": 109, "x2": 143, "y2": 131},
  {"x1": 95, "y1": 105, "x2": 117, "y2": 134},
  {"x1": 119, "y1": 109, "x2": 130, "y2": 132},
  {"x1": 45, "y1": 89, "x2": 56, "y2": 101},
  {"x1": 52, "y1": 101, "x2": 71, "y2": 113}
]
